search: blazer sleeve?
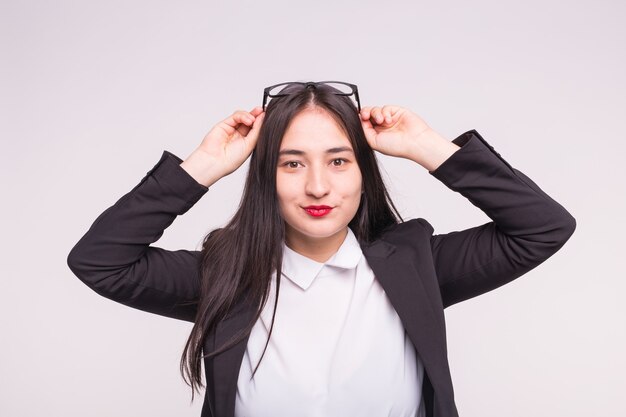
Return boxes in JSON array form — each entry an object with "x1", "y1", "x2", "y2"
[
  {"x1": 419, "y1": 129, "x2": 576, "y2": 308},
  {"x1": 66, "y1": 150, "x2": 210, "y2": 322}
]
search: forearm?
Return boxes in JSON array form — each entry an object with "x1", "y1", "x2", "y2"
[{"x1": 405, "y1": 128, "x2": 461, "y2": 172}]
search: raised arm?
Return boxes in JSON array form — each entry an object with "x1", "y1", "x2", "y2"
[
  {"x1": 422, "y1": 129, "x2": 576, "y2": 308},
  {"x1": 66, "y1": 107, "x2": 266, "y2": 321},
  {"x1": 360, "y1": 106, "x2": 576, "y2": 308},
  {"x1": 66, "y1": 151, "x2": 210, "y2": 322}
]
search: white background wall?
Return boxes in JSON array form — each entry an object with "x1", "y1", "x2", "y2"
[{"x1": 2, "y1": 0, "x2": 624, "y2": 416}]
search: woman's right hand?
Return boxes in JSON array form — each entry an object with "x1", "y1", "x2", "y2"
[{"x1": 181, "y1": 107, "x2": 266, "y2": 187}]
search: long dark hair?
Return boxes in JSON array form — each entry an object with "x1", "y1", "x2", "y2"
[{"x1": 179, "y1": 82, "x2": 405, "y2": 401}]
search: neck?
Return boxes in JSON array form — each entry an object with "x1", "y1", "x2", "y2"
[{"x1": 285, "y1": 227, "x2": 349, "y2": 263}]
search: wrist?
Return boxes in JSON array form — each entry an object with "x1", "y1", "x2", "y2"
[
  {"x1": 406, "y1": 128, "x2": 461, "y2": 172},
  {"x1": 180, "y1": 149, "x2": 226, "y2": 188}
]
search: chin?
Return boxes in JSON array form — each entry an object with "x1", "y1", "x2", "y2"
[{"x1": 294, "y1": 224, "x2": 347, "y2": 238}]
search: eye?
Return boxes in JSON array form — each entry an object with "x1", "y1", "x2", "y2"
[
  {"x1": 282, "y1": 161, "x2": 301, "y2": 169},
  {"x1": 332, "y1": 158, "x2": 348, "y2": 166}
]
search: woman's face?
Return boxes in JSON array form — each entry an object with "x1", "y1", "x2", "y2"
[{"x1": 276, "y1": 107, "x2": 363, "y2": 250}]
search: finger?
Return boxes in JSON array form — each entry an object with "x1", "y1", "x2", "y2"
[
  {"x1": 236, "y1": 124, "x2": 249, "y2": 137},
  {"x1": 254, "y1": 110, "x2": 265, "y2": 126},
  {"x1": 235, "y1": 116, "x2": 251, "y2": 135},
  {"x1": 242, "y1": 112, "x2": 265, "y2": 148},
  {"x1": 371, "y1": 107, "x2": 384, "y2": 125},
  {"x1": 222, "y1": 111, "x2": 248, "y2": 128},
  {"x1": 381, "y1": 105, "x2": 390, "y2": 122},
  {"x1": 221, "y1": 114, "x2": 252, "y2": 140},
  {"x1": 250, "y1": 106, "x2": 264, "y2": 117},
  {"x1": 236, "y1": 111, "x2": 255, "y2": 126},
  {"x1": 239, "y1": 110, "x2": 265, "y2": 136},
  {"x1": 365, "y1": 107, "x2": 377, "y2": 121},
  {"x1": 248, "y1": 110, "x2": 264, "y2": 131},
  {"x1": 381, "y1": 105, "x2": 395, "y2": 124}
]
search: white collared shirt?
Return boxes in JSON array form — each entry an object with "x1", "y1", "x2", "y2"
[{"x1": 235, "y1": 226, "x2": 425, "y2": 417}]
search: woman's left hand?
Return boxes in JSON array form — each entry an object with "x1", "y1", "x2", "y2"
[{"x1": 360, "y1": 105, "x2": 433, "y2": 159}]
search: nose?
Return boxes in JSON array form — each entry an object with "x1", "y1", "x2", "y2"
[{"x1": 304, "y1": 165, "x2": 330, "y2": 198}]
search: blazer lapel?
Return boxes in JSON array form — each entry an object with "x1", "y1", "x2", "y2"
[
  {"x1": 212, "y1": 296, "x2": 256, "y2": 417},
  {"x1": 360, "y1": 239, "x2": 448, "y2": 388}
]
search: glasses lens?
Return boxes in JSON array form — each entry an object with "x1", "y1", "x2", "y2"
[
  {"x1": 321, "y1": 82, "x2": 359, "y2": 110},
  {"x1": 268, "y1": 82, "x2": 354, "y2": 97},
  {"x1": 267, "y1": 83, "x2": 301, "y2": 97},
  {"x1": 317, "y1": 82, "x2": 354, "y2": 95}
]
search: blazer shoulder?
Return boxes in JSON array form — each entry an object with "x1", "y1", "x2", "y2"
[{"x1": 381, "y1": 218, "x2": 435, "y2": 244}]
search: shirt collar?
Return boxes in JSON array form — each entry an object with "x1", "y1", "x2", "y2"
[{"x1": 280, "y1": 227, "x2": 363, "y2": 291}]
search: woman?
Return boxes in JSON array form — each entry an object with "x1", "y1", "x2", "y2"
[{"x1": 67, "y1": 81, "x2": 576, "y2": 417}]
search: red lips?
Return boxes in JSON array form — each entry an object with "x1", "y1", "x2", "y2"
[{"x1": 303, "y1": 205, "x2": 333, "y2": 217}]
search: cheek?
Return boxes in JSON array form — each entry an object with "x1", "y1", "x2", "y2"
[
  {"x1": 351, "y1": 173, "x2": 363, "y2": 197},
  {"x1": 276, "y1": 190, "x2": 288, "y2": 208},
  {"x1": 276, "y1": 176, "x2": 296, "y2": 205},
  {"x1": 340, "y1": 178, "x2": 363, "y2": 205}
]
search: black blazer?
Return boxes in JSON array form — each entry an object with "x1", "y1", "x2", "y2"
[{"x1": 67, "y1": 129, "x2": 576, "y2": 417}]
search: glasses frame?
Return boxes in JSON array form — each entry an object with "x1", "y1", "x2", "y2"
[{"x1": 262, "y1": 81, "x2": 361, "y2": 113}]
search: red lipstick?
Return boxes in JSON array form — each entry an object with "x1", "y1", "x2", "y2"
[{"x1": 304, "y1": 205, "x2": 333, "y2": 217}]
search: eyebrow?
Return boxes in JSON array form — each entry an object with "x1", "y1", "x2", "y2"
[{"x1": 278, "y1": 146, "x2": 354, "y2": 157}]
